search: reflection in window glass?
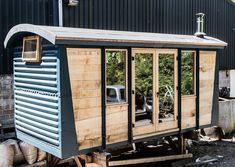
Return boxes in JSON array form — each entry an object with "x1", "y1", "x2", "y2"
[
  {"x1": 181, "y1": 52, "x2": 195, "y2": 95},
  {"x1": 24, "y1": 39, "x2": 37, "y2": 52},
  {"x1": 135, "y1": 53, "x2": 153, "y2": 124},
  {"x1": 158, "y1": 53, "x2": 175, "y2": 122},
  {"x1": 120, "y1": 89, "x2": 125, "y2": 100},
  {"x1": 106, "y1": 50, "x2": 127, "y2": 104},
  {"x1": 22, "y1": 38, "x2": 39, "y2": 60}
]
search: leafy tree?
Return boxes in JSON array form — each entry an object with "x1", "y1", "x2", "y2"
[
  {"x1": 106, "y1": 51, "x2": 126, "y2": 86},
  {"x1": 181, "y1": 52, "x2": 194, "y2": 95},
  {"x1": 135, "y1": 53, "x2": 153, "y2": 96},
  {"x1": 159, "y1": 54, "x2": 174, "y2": 97},
  {"x1": 105, "y1": 50, "x2": 194, "y2": 108},
  {"x1": 158, "y1": 54, "x2": 175, "y2": 115}
]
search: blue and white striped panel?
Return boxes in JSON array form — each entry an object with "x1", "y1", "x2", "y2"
[{"x1": 13, "y1": 46, "x2": 60, "y2": 148}]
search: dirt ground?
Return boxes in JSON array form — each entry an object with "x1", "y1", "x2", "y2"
[
  {"x1": 58, "y1": 132, "x2": 235, "y2": 167},
  {"x1": 187, "y1": 139, "x2": 235, "y2": 167},
  {"x1": 109, "y1": 134, "x2": 235, "y2": 167}
]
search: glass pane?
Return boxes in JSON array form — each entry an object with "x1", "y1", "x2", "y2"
[
  {"x1": 181, "y1": 52, "x2": 195, "y2": 95},
  {"x1": 24, "y1": 39, "x2": 37, "y2": 52},
  {"x1": 23, "y1": 39, "x2": 38, "y2": 59},
  {"x1": 106, "y1": 50, "x2": 126, "y2": 104},
  {"x1": 158, "y1": 53, "x2": 175, "y2": 123},
  {"x1": 135, "y1": 53, "x2": 153, "y2": 125}
]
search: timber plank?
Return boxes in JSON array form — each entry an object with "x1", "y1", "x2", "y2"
[
  {"x1": 73, "y1": 97, "x2": 101, "y2": 109},
  {"x1": 106, "y1": 109, "x2": 128, "y2": 144},
  {"x1": 199, "y1": 51, "x2": 216, "y2": 126},
  {"x1": 74, "y1": 107, "x2": 102, "y2": 121},
  {"x1": 182, "y1": 96, "x2": 196, "y2": 129},
  {"x1": 86, "y1": 163, "x2": 102, "y2": 167},
  {"x1": 67, "y1": 48, "x2": 102, "y2": 150},
  {"x1": 109, "y1": 154, "x2": 193, "y2": 166},
  {"x1": 75, "y1": 116, "x2": 102, "y2": 150}
]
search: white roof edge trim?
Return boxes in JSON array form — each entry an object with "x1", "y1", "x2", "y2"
[
  {"x1": 4, "y1": 24, "x2": 227, "y2": 48},
  {"x1": 4, "y1": 24, "x2": 56, "y2": 48}
]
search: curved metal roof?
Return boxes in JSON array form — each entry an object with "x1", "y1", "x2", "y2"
[{"x1": 4, "y1": 24, "x2": 227, "y2": 49}]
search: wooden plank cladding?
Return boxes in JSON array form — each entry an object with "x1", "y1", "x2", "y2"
[
  {"x1": 181, "y1": 96, "x2": 196, "y2": 129},
  {"x1": 199, "y1": 51, "x2": 216, "y2": 126},
  {"x1": 67, "y1": 48, "x2": 102, "y2": 150},
  {"x1": 106, "y1": 104, "x2": 128, "y2": 144},
  {"x1": 65, "y1": 48, "x2": 217, "y2": 151}
]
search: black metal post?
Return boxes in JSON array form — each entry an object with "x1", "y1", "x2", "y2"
[
  {"x1": 196, "y1": 49, "x2": 200, "y2": 129},
  {"x1": 177, "y1": 49, "x2": 182, "y2": 132},
  {"x1": 101, "y1": 47, "x2": 106, "y2": 150},
  {"x1": 127, "y1": 47, "x2": 133, "y2": 144}
]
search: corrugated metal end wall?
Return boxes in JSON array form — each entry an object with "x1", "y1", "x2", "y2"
[
  {"x1": 13, "y1": 44, "x2": 62, "y2": 155},
  {"x1": 1, "y1": 0, "x2": 235, "y2": 73}
]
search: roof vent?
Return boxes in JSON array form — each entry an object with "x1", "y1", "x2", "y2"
[{"x1": 194, "y1": 13, "x2": 206, "y2": 38}]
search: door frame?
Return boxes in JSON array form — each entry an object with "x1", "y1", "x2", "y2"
[
  {"x1": 132, "y1": 48, "x2": 178, "y2": 137},
  {"x1": 156, "y1": 49, "x2": 178, "y2": 132},
  {"x1": 132, "y1": 48, "x2": 156, "y2": 136}
]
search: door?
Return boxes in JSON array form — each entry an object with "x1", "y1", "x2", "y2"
[
  {"x1": 156, "y1": 49, "x2": 178, "y2": 131},
  {"x1": 132, "y1": 49, "x2": 156, "y2": 136},
  {"x1": 132, "y1": 49, "x2": 178, "y2": 137}
]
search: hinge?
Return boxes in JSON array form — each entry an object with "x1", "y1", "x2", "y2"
[
  {"x1": 176, "y1": 86, "x2": 179, "y2": 90},
  {"x1": 132, "y1": 56, "x2": 135, "y2": 61},
  {"x1": 156, "y1": 92, "x2": 159, "y2": 97},
  {"x1": 132, "y1": 90, "x2": 135, "y2": 94}
]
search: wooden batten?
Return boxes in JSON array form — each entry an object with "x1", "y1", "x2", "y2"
[{"x1": 109, "y1": 154, "x2": 193, "y2": 166}]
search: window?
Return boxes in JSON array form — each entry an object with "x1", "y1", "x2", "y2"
[
  {"x1": 106, "y1": 50, "x2": 127, "y2": 104},
  {"x1": 22, "y1": 36, "x2": 41, "y2": 62},
  {"x1": 181, "y1": 51, "x2": 195, "y2": 95}
]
